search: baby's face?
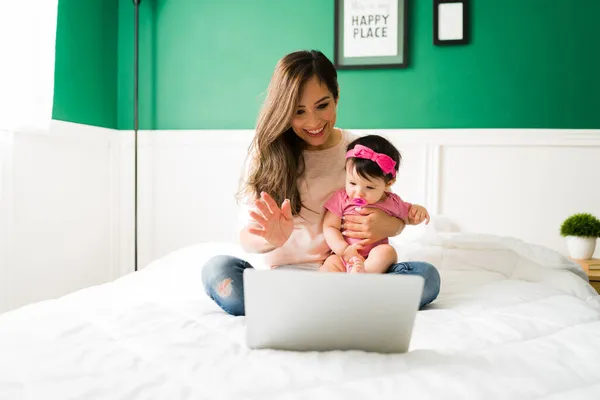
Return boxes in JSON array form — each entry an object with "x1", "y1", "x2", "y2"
[{"x1": 345, "y1": 166, "x2": 388, "y2": 205}]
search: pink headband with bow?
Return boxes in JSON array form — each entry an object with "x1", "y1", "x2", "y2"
[{"x1": 346, "y1": 144, "x2": 397, "y2": 177}]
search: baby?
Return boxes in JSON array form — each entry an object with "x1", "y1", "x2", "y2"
[{"x1": 321, "y1": 135, "x2": 430, "y2": 274}]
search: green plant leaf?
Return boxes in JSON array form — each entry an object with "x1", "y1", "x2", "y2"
[{"x1": 560, "y1": 213, "x2": 600, "y2": 237}]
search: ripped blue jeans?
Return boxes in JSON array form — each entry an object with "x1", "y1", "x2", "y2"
[{"x1": 202, "y1": 256, "x2": 441, "y2": 316}]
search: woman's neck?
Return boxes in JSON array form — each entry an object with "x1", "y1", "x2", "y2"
[{"x1": 305, "y1": 128, "x2": 342, "y2": 151}]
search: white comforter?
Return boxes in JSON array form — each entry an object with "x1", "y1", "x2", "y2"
[{"x1": 1, "y1": 231, "x2": 599, "y2": 400}]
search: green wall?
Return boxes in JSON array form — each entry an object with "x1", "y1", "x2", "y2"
[
  {"x1": 118, "y1": 0, "x2": 156, "y2": 131},
  {"x1": 52, "y1": 0, "x2": 118, "y2": 129},
  {"x1": 55, "y1": 0, "x2": 600, "y2": 130}
]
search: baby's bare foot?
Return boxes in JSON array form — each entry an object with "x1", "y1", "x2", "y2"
[{"x1": 349, "y1": 257, "x2": 365, "y2": 274}]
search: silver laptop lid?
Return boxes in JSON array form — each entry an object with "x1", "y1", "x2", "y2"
[{"x1": 244, "y1": 269, "x2": 424, "y2": 353}]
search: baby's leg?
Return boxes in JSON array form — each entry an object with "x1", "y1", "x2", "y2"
[
  {"x1": 320, "y1": 254, "x2": 346, "y2": 273},
  {"x1": 364, "y1": 244, "x2": 397, "y2": 274}
]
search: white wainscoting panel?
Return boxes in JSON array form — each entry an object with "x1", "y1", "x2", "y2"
[
  {"x1": 140, "y1": 128, "x2": 600, "y2": 269},
  {"x1": 0, "y1": 129, "x2": 14, "y2": 312},
  {"x1": 439, "y1": 144, "x2": 600, "y2": 259},
  {"x1": 1, "y1": 124, "x2": 599, "y2": 313},
  {"x1": 137, "y1": 130, "x2": 254, "y2": 268},
  {"x1": 377, "y1": 129, "x2": 600, "y2": 259},
  {"x1": 0, "y1": 121, "x2": 128, "y2": 314}
]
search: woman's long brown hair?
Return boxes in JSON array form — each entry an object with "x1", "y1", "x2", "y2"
[{"x1": 238, "y1": 50, "x2": 339, "y2": 215}]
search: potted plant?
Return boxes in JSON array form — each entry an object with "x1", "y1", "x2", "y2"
[{"x1": 560, "y1": 213, "x2": 600, "y2": 259}]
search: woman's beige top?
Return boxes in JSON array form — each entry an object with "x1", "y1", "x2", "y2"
[{"x1": 238, "y1": 129, "x2": 357, "y2": 268}]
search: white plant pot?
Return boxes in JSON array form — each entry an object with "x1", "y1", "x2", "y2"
[{"x1": 566, "y1": 236, "x2": 597, "y2": 260}]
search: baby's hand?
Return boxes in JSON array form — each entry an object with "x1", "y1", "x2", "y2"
[{"x1": 408, "y1": 205, "x2": 430, "y2": 225}]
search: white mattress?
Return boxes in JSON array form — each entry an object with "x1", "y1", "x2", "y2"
[{"x1": 1, "y1": 230, "x2": 600, "y2": 400}]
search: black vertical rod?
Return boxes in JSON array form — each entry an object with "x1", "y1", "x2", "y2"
[{"x1": 133, "y1": 0, "x2": 141, "y2": 272}]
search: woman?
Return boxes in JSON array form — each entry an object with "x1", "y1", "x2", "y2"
[{"x1": 202, "y1": 50, "x2": 440, "y2": 316}]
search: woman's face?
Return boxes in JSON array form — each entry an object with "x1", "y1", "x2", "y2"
[{"x1": 291, "y1": 75, "x2": 339, "y2": 150}]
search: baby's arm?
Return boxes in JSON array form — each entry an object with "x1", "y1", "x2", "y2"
[
  {"x1": 323, "y1": 210, "x2": 349, "y2": 255},
  {"x1": 390, "y1": 192, "x2": 430, "y2": 225},
  {"x1": 322, "y1": 211, "x2": 365, "y2": 273}
]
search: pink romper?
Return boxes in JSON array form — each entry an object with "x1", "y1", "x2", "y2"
[{"x1": 323, "y1": 188, "x2": 411, "y2": 259}]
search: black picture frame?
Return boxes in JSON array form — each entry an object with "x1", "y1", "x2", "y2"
[
  {"x1": 334, "y1": 0, "x2": 409, "y2": 70},
  {"x1": 433, "y1": 0, "x2": 470, "y2": 46}
]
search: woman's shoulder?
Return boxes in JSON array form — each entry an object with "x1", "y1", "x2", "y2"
[{"x1": 340, "y1": 128, "x2": 359, "y2": 146}]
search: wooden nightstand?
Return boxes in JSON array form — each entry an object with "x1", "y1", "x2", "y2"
[
  {"x1": 570, "y1": 259, "x2": 600, "y2": 294},
  {"x1": 589, "y1": 270, "x2": 600, "y2": 295}
]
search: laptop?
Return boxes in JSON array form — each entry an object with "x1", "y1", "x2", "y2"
[{"x1": 243, "y1": 268, "x2": 424, "y2": 353}]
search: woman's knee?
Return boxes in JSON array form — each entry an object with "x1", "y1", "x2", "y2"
[
  {"x1": 422, "y1": 262, "x2": 440, "y2": 285},
  {"x1": 420, "y1": 262, "x2": 441, "y2": 305},
  {"x1": 202, "y1": 256, "x2": 243, "y2": 292},
  {"x1": 390, "y1": 260, "x2": 441, "y2": 306},
  {"x1": 203, "y1": 254, "x2": 243, "y2": 277},
  {"x1": 201, "y1": 255, "x2": 250, "y2": 316}
]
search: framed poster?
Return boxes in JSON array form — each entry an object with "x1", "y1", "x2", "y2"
[{"x1": 334, "y1": 0, "x2": 408, "y2": 69}]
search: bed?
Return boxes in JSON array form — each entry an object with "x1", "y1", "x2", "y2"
[{"x1": 1, "y1": 223, "x2": 599, "y2": 400}]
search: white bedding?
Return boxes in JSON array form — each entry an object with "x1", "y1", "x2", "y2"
[{"x1": 1, "y1": 229, "x2": 600, "y2": 400}]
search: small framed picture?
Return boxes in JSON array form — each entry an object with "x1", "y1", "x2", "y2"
[
  {"x1": 433, "y1": 0, "x2": 470, "y2": 46},
  {"x1": 334, "y1": 0, "x2": 409, "y2": 69}
]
